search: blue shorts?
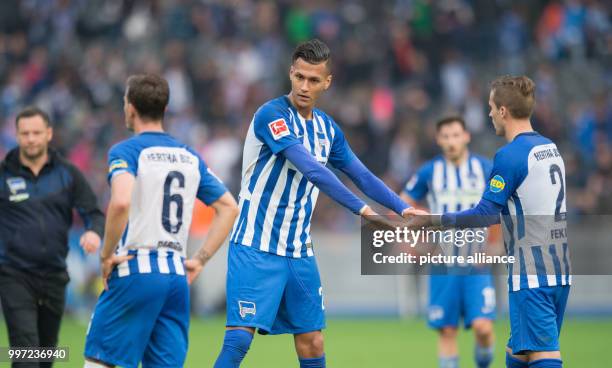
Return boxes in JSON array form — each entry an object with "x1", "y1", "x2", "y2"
[
  {"x1": 84, "y1": 273, "x2": 189, "y2": 368},
  {"x1": 428, "y1": 273, "x2": 496, "y2": 329},
  {"x1": 226, "y1": 244, "x2": 325, "y2": 335},
  {"x1": 508, "y1": 285, "x2": 570, "y2": 355}
]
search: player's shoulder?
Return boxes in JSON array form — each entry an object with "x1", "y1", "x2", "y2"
[
  {"x1": 415, "y1": 155, "x2": 441, "y2": 178},
  {"x1": 496, "y1": 132, "x2": 554, "y2": 162},
  {"x1": 424, "y1": 155, "x2": 444, "y2": 169},
  {"x1": 109, "y1": 132, "x2": 194, "y2": 158},
  {"x1": 254, "y1": 96, "x2": 291, "y2": 120}
]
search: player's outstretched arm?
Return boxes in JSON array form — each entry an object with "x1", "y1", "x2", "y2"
[
  {"x1": 185, "y1": 192, "x2": 238, "y2": 285},
  {"x1": 99, "y1": 172, "x2": 136, "y2": 290},
  {"x1": 406, "y1": 198, "x2": 503, "y2": 230},
  {"x1": 338, "y1": 154, "x2": 411, "y2": 217},
  {"x1": 281, "y1": 143, "x2": 369, "y2": 215}
]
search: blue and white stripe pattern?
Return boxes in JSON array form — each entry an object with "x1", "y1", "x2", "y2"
[
  {"x1": 230, "y1": 96, "x2": 342, "y2": 258},
  {"x1": 111, "y1": 249, "x2": 185, "y2": 278},
  {"x1": 404, "y1": 153, "x2": 491, "y2": 259},
  {"x1": 483, "y1": 132, "x2": 571, "y2": 291}
]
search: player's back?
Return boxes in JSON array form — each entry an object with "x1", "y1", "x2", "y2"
[
  {"x1": 484, "y1": 131, "x2": 570, "y2": 290},
  {"x1": 107, "y1": 132, "x2": 217, "y2": 276}
]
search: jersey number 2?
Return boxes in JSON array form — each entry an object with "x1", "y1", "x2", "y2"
[
  {"x1": 549, "y1": 164, "x2": 566, "y2": 222},
  {"x1": 162, "y1": 171, "x2": 185, "y2": 234}
]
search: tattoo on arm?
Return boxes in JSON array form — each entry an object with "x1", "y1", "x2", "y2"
[{"x1": 195, "y1": 248, "x2": 212, "y2": 265}]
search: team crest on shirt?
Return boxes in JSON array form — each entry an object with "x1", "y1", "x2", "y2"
[
  {"x1": 6, "y1": 177, "x2": 29, "y2": 202},
  {"x1": 489, "y1": 175, "x2": 505, "y2": 193},
  {"x1": 108, "y1": 159, "x2": 128, "y2": 173},
  {"x1": 268, "y1": 118, "x2": 290, "y2": 140},
  {"x1": 238, "y1": 301, "x2": 257, "y2": 318}
]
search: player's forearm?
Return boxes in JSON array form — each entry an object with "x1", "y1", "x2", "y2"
[
  {"x1": 100, "y1": 202, "x2": 130, "y2": 259},
  {"x1": 399, "y1": 192, "x2": 419, "y2": 208},
  {"x1": 340, "y1": 157, "x2": 409, "y2": 215},
  {"x1": 438, "y1": 198, "x2": 502, "y2": 229},
  {"x1": 282, "y1": 144, "x2": 366, "y2": 214},
  {"x1": 193, "y1": 193, "x2": 238, "y2": 265}
]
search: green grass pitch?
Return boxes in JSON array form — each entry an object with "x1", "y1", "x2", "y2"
[{"x1": 2, "y1": 317, "x2": 611, "y2": 367}]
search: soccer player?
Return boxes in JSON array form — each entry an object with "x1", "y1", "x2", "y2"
[
  {"x1": 400, "y1": 116, "x2": 496, "y2": 368},
  {"x1": 83, "y1": 74, "x2": 238, "y2": 368},
  {"x1": 213, "y1": 39, "x2": 417, "y2": 368},
  {"x1": 407, "y1": 75, "x2": 571, "y2": 368}
]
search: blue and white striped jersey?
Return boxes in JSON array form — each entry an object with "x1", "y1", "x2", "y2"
[
  {"x1": 107, "y1": 132, "x2": 228, "y2": 277},
  {"x1": 483, "y1": 132, "x2": 571, "y2": 291},
  {"x1": 404, "y1": 153, "x2": 492, "y2": 260},
  {"x1": 403, "y1": 153, "x2": 492, "y2": 214},
  {"x1": 230, "y1": 96, "x2": 353, "y2": 258}
]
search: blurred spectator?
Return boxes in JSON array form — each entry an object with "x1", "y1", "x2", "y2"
[{"x1": 0, "y1": 0, "x2": 609, "y2": 227}]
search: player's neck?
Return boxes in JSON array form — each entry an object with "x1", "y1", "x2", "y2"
[
  {"x1": 134, "y1": 120, "x2": 164, "y2": 134},
  {"x1": 446, "y1": 150, "x2": 469, "y2": 166},
  {"x1": 505, "y1": 119, "x2": 534, "y2": 142},
  {"x1": 288, "y1": 92, "x2": 314, "y2": 120}
]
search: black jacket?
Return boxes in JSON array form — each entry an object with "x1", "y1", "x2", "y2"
[{"x1": 0, "y1": 148, "x2": 104, "y2": 274}]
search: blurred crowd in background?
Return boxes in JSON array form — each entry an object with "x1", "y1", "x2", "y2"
[{"x1": 0, "y1": 0, "x2": 610, "y2": 312}]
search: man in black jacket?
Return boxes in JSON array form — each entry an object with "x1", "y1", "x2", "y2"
[{"x1": 0, "y1": 106, "x2": 104, "y2": 367}]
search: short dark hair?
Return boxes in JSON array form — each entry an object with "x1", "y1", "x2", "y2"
[
  {"x1": 292, "y1": 38, "x2": 331, "y2": 70},
  {"x1": 15, "y1": 106, "x2": 51, "y2": 127},
  {"x1": 490, "y1": 75, "x2": 536, "y2": 119},
  {"x1": 436, "y1": 116, "x2": 466, "y2": 132},
  {"x1": 126, "y1": 74, "x2": 170, "y2": 121}
]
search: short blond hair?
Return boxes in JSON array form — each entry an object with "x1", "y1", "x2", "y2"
[{"x1": 491, "y1": 75, "x2": 536, "y2": 119}]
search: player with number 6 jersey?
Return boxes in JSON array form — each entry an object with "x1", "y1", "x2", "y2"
[{"x1": 83, "y1": 74, "x2": 238, "y2": 368}]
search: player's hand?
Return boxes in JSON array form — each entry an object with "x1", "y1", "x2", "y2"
[
  {"x1": 80, "y1": 231, "x2": 101, "y2": 254},
  {"x1": 403, "y1": 208, "x2": 437, "y2": 229},
  {"x1": 100, "y1": 254, "x2": 134, "y2": 291},
  {"x1": 401, "y1": 207, "x2": 430, "y2": 218},
  {"x1": 360, "y1": 206, "x2": 398, "y2": 230},
  {"x1": 184, "y1": 259, "x2": 204, "y2": 285}
]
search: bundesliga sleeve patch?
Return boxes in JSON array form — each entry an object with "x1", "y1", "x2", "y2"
[
  {"x1": 489, "y1": 175, "x2": 505, "y2": 193},
  {"x1": 268, "y1": 118, "x2": 290, "y2": 140},
  {"x1": 109, "y1": 159, "x2": 129, "y2": 173}
]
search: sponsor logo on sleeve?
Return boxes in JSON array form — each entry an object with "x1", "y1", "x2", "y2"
[
  {"x1": 109, "y1": 159, "x2": 129, "y2": 173},
  {"x1": 268, "y1": 118, "x2": 290, "y2": 140},
  {"x1": 489, "y1": 175, "x2": 505, "y2": 193}
]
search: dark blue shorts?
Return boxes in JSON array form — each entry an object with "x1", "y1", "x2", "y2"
[
  {"x1": 226, "y1": 244, "x2": 325, "y2": 335},
  {"x1": 84, "y1": 273, "x2": 189, "y2": 368},
  {"x1": 507, "y1": 285, "x2": 570, "y2": 355},
  {"x1": 428, "y1": 273, "x2": 496, "y2": 329}
]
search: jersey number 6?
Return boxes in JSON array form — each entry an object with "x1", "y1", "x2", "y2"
[{"x1": 162, "y1": 171, "x2": 185, "y2": 234}]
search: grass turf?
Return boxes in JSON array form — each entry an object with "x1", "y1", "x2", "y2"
[{"x1": 1, "y1": 317, "x2": 611, "y2": 367}]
